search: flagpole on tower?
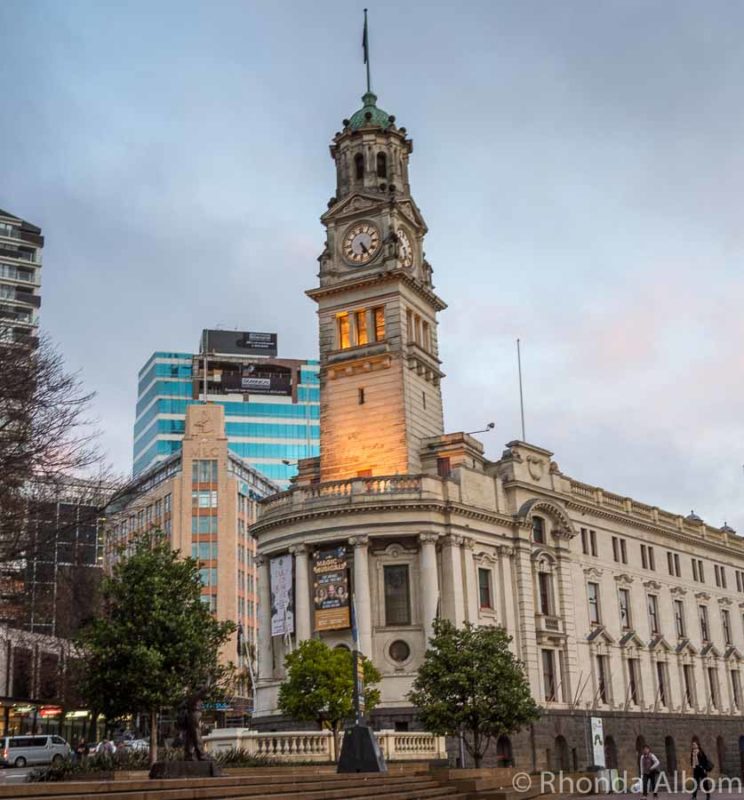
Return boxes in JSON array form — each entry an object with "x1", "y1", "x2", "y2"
[{"x1": 363, "y1": 8, "x2": 371, "y2": 93}]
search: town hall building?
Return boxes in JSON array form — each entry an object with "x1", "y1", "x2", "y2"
[{"x1": 252, "y1": 84, "x2": 744, "y2": 775}]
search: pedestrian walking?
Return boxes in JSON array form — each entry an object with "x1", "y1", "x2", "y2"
[
  {"x1": 74, "y1": 738, "x2": 87, "y2": 764},
  {"x1": 691, "y1": 740, "x2": 713, "y2": 800},
  {"x1": 640, "y1": 744, "x2": 661, "y2": 800}
]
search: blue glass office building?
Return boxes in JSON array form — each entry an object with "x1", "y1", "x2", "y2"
[{"x1": 133, "y1": 338, "x2": 320, "y2": 488}]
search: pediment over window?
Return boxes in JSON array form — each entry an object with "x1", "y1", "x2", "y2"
[
  {"x1": 619, "y1": 630, "x2": 645, "y2": 648},
  {"x1": 670, "y1": 586, "x2": 687, "y2": 596},
  {"x1": 701, "y1": 642, "x2": 721, "y2": 658},
  {"x1": 695, "y1": 592, "x2": 711, "y2": 602},
  {"x1": 643, "y1": 580, "x2": 662, "y2": 591},
  {"x1": 725, "y1": 646, "x2": 742, "y2": 662},
  {"x1": 587, "y1": 626, "x2": 615, "y2": 645},
  {"x1": 583, "y1": 566, "x2": 603, "y2": 579},
  {"x1": 648, "y1": 634, "x2": 672, "y2": 652},
  {"x1": 517, "y1": 498, "x2": 577, "y2": 539},
  {"x1": 676, "y1": 638, "x2": 698, "y2": 656},
  {"x1": 718, "y1": 597, "x2": 733, "y2": 607},
  {"x1": 614, "y1": 573, "x2": 634, "y2": 587}
]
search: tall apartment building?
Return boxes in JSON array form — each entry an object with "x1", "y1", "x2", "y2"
[
  {"x1": 133, "y1": 331, "x2": 319, "y2": 488},
  {"x1": 109, "y1": 404, "x2": 277, "y2": 715},
  {"x1": 0, "y1": 208, "x2": 42, "y2": 343}
]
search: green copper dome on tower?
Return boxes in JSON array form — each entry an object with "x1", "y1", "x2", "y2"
[{"x1": 347, "y1": 92, "x2": 393, "y2": 131}]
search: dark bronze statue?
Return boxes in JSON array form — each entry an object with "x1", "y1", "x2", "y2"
[{"x1": 177, "y1": 687, "x2": 211, "y2": 761}]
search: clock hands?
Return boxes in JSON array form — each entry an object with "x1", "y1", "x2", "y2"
[{"x1": 359, "y1": 241, "x2": 369, "y2": 256}]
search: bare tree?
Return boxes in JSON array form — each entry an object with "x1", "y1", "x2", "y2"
[{"x1": 0, "y1": 332, "x2": 110, "y2": 569}]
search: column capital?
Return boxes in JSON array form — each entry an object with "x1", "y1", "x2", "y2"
[
  {"x1": 443, "y1": 534, "x2": 464, "y2": 547},
  {"x1": 289, "y1": 544, "x2": 308, "y2": 556},
  {"x1": 348, "y1": 535, "x2": 370, "y2": 547},
  {"x1": 419, "y1": 533, "x2": 439, "y2": 544},
  {"x1": 255, "y1": 555, "x2": 268, "y2": 568},
  {"x1": 496, "y1": 544, "x2": 515, "y2": 558},
  {"x1": 463, "y1": 537, "x2": 476, "y2": 551}
]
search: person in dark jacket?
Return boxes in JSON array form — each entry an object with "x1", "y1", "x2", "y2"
[{"x1": 691, "y1": 740, "x2": 712, "y2": 800}]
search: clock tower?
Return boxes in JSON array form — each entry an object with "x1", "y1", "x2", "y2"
[{"x1": 308, "y1": 90, "x2": 446, "y2": 481}]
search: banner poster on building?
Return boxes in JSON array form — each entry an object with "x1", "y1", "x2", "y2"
[
  {"x1": 270, "y1": 554, "x2": 294, "y2": 637},
  {"x1": 313, "y1": 546, "x2": 350, "y2": 631},
  {"x1": 590, "y1": 716, "x2": 605, "y2": 767}
]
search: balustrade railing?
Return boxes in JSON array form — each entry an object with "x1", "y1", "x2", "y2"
[{"x1": 204, "y1": 728, "x2": 446, "y2": 762}]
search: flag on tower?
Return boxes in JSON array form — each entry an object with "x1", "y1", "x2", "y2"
[{"x1": 362, "y1": 9, "x2": 369, "y2": 65}]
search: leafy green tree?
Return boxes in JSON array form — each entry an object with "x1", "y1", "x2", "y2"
[
  {"x1": 77, "y1": 532, "x2": 235, "y2": 764},
  {"x1": 408, "y1": 619, "x2": 539, "y2": 768},
  {"x1": 278, "y1": 639, "x2": 381, "y2": 760}
]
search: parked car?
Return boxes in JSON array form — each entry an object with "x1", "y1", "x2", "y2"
[
  {"x1": 123, "y1": 739, "x2": 149, "y2": 752},
  {"x1": 0, "y1": 735, "x2": 71, "y2": 768}
]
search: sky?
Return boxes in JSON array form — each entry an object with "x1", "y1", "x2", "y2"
[{"x1": 1, "y1": 0, "x2": 743, "y2": 529}]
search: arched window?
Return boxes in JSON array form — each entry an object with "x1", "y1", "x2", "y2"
[
  {"x1": 605, "y1": 736, "x2": 618, "y2": 769},
  {"x1": 554, "y1": 736, "x2": 570, "y2": 771},
  {"x1": 355, "y1": 153, "x2": 364, "y2": 180},
  {"x1": 666, "y1": 736, "x2": 677, "y2": 775},
  {"x1": 532, "y1": 516, "x2": 545, "y2": 543},
  {"x1": 496, "y1": 735, "x2": 513, "y2": 767},
  {"x1": 376, "y1": 152, "x2": 387, "y2": 178},
  {"x1": 717, "y1": 735, "x2": 726, "y2": 776}
]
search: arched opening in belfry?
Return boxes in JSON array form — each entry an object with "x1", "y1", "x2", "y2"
[
  {"x1": 376, "y1": 151, "x2": 387, "y2": 178},
  {"x1": 354, "y1": 153, "x2": 364, "y2": 180}
]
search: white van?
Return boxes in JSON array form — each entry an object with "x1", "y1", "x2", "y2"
[{"x1": 0, "y1": 735, "x2": 70, "y2": 767}]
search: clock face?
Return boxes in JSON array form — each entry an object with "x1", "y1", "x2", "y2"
[
  {"x1": 342, "y1": 222, "x2": 381, "y2": 265},
  {"x1": 397, "y1": 228, "x2": 413, "y2": 268}
]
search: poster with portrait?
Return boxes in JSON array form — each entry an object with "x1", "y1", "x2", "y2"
[
  {"x1": 590, "y1": 716, "x2": 605, "y2": 767},
  {"x1": 270, "y1": 554, "x2": 294, "y2": 637},
  {"x1": 313, "y1": 546, "x2": 350, "y2": 631}
]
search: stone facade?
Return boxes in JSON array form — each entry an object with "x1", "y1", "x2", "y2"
[{"x1": 252, "y1": 88, "x2": 744, "y2": 774}]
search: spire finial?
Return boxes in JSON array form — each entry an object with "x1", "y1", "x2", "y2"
[{"x1": 362, "y1": 9, "x2": 371, "y2": 94}]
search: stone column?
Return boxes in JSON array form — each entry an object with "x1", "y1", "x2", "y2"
[
  {"x1": 419, "y1": 533, "x2": 440, "y2": 644},
  {"x1": 349, "y1": 536, "x2": 372, "y2": 657},
  {"x1": 462, "y1": 538, "x2": 479, "y2": 623},
  {"x1": 256, "y1": 555, "x2": 273, "y2": 681},
  {"x1": 440, "y1": 534, "x2": 465, "y2": 626},
  {"x1": 290, "y1": 544, "x2": 311, "y2": 643}
]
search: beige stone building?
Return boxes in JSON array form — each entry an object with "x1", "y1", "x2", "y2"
[
  {"x1": 253, "y1": 88, "x2": 744, "y2": 775},
  {"x1": 106, "y1": 404, "x2": 277, "y2": 710}
]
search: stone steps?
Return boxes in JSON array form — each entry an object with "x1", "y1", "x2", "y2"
[{"x1": 0, "y1": 771, "x2": 469, "y2": 800}]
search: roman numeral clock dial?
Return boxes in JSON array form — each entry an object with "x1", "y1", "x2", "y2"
[{"x1": 342, "y1": 222, "x2": 381, "y2": 265}]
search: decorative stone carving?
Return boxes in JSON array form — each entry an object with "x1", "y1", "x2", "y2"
[
  {"x1": 643, "y1": 580, "x2": 662, "y2": 591},
  {"x1": 527, "y1": 456, "x2": 545, "y2": 481},
  {"x1": 670, "y1": 586, "x2": 687, "y2": 596},
  {"x1": 614, "y1": 573, "x2": 634, "y2": 586},
  {"x1": 583, "y1": 566, "x2": 603, "y2": 578},
  {"x1": 695, "y1": 592, "x2": 711, "y2": 601},
  {"x1": 348, "y1": 535, "x2": 370, "y2": 547}
]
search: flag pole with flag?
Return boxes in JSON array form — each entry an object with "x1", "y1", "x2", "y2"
[{"x1": 363, "y1": 9, "x2": 371, "y2": 93}]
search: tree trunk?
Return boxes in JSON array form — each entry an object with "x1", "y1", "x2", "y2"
[{"x1": 149, "y1": 709, "x2": 158, "y2": 766}]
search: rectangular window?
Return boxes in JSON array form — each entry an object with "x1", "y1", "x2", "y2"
[
  {"x1": 656, "y1": 662, "x2": 667, "y2": 707},
  {"x1": 192, "y1": 460, "x2": 218, "y2": 483},
  {"x1": 542, "y1": 649, "x2": 557, "y2": 701},
  {"x1": 692, "y1": 558, "x2": 705, "y2": 583},
  {"x1": 699, "y1": 605, "x2": 710, "y2": 641},
  {"x1": 721, "y1": 567, "x2": 727, "y2": 589},
  {"x1": 619, "y1": 588, "x2": 631, "y2": 629},
  {"x1": 674, "y1": 553, "x2": 681, "y2": 577},
  {"x1": 581, "y1": 528, "x2": 588, "y2": 555},
  {"x1": 358, "y1": 387, "x2": 365, "y2": 405},
  {"x1": 642, "y1": 545, "x2": 648, "y2": 570},
  {"x1": 436, "y1": 457, "x2": 451, "y2": 478},
  {"x1": 198, "y1": 568, "x2": 217, "y2": 587},
  {"x1": 538, "y1": 572, "x2": 552, "y2": 616},
  {"x1": 683, "y1": 664, "x2": 695, "y2": 708},
  {"x1": 337, "y1": 312, "x2": 351, "y2": 349},
  {"x1": 667, "y1": 551, "x2": 681, "y2": 576},
  {"x1": 737, "y1": 571, "x2": 743, "y2": 593},
  {"x1": 722, "y1": 609, "x2": 732, "y2": 645},
  {"x1": 715, "y1": 565, "x2": 721, "y2": 587},
  {"x1": 478, "y1": 568, "x2": 493, "y2": 609},
  {"x1": 648, "y1": 595, "x2": 660, "y2": 634},
  {"x1": 628, "y1": 658, "x2": 640, "y2": 705},
  {"x1": 732, "y1": 671, "x2": 742, "y2": 709},
  {"x1": 355, "y1": 309, "x2": 368, "y2": 345},
  {"x1": 191, "y1": 542, "x2": 217, "y2": 561},
  {"x1": 192, "y1": 490, "x2": 217, "y2": 508},
  {"x1": 597, "y1": 655, "x2": 609, "y2": 704},
  {"x1": 708, "y1": 667, "x2": 719, "y2": 709},
  {"x1": 422, "y1": 320, "x2": 430, "y2": 351},
  {"x1": 641, "y1": 545, "x2": 655, "y2": 571},
  {"x1": 613, "y1": 537, "x2": 628, "y2": 564},
  {"x1": 383, "y1": 565, "x2": 411, "y2": 626},
  {"x1": 590, "y1": 529, "x2": 597, "y2": 557},
  {"x1": 587, "y1": 582, "x2": 600, "y2": 625},
  {"x1": 191, "y1": 515, "x2": 218, "y2": 534},
  {"x1": 532, "y1": 517, "x2": 545, "y2": 544},
  {"x1": 674, "y1": 599, "x2": 686, "y2": 638},
  {"x1": 373, "y1": 306, "x2": 385, "y2": 341}
]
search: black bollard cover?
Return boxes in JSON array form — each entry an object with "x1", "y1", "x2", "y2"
[{"x1": 337, "y1": 724, "x2": 388, "y2": 773}]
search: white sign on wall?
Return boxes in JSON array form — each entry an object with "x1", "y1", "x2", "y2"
[
  {"x1": 270, "y1": 554, "x2": 294, "y2": 637},
  {"x1": 591, "y1": 716, "x2": 605, "y2": 767}
]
